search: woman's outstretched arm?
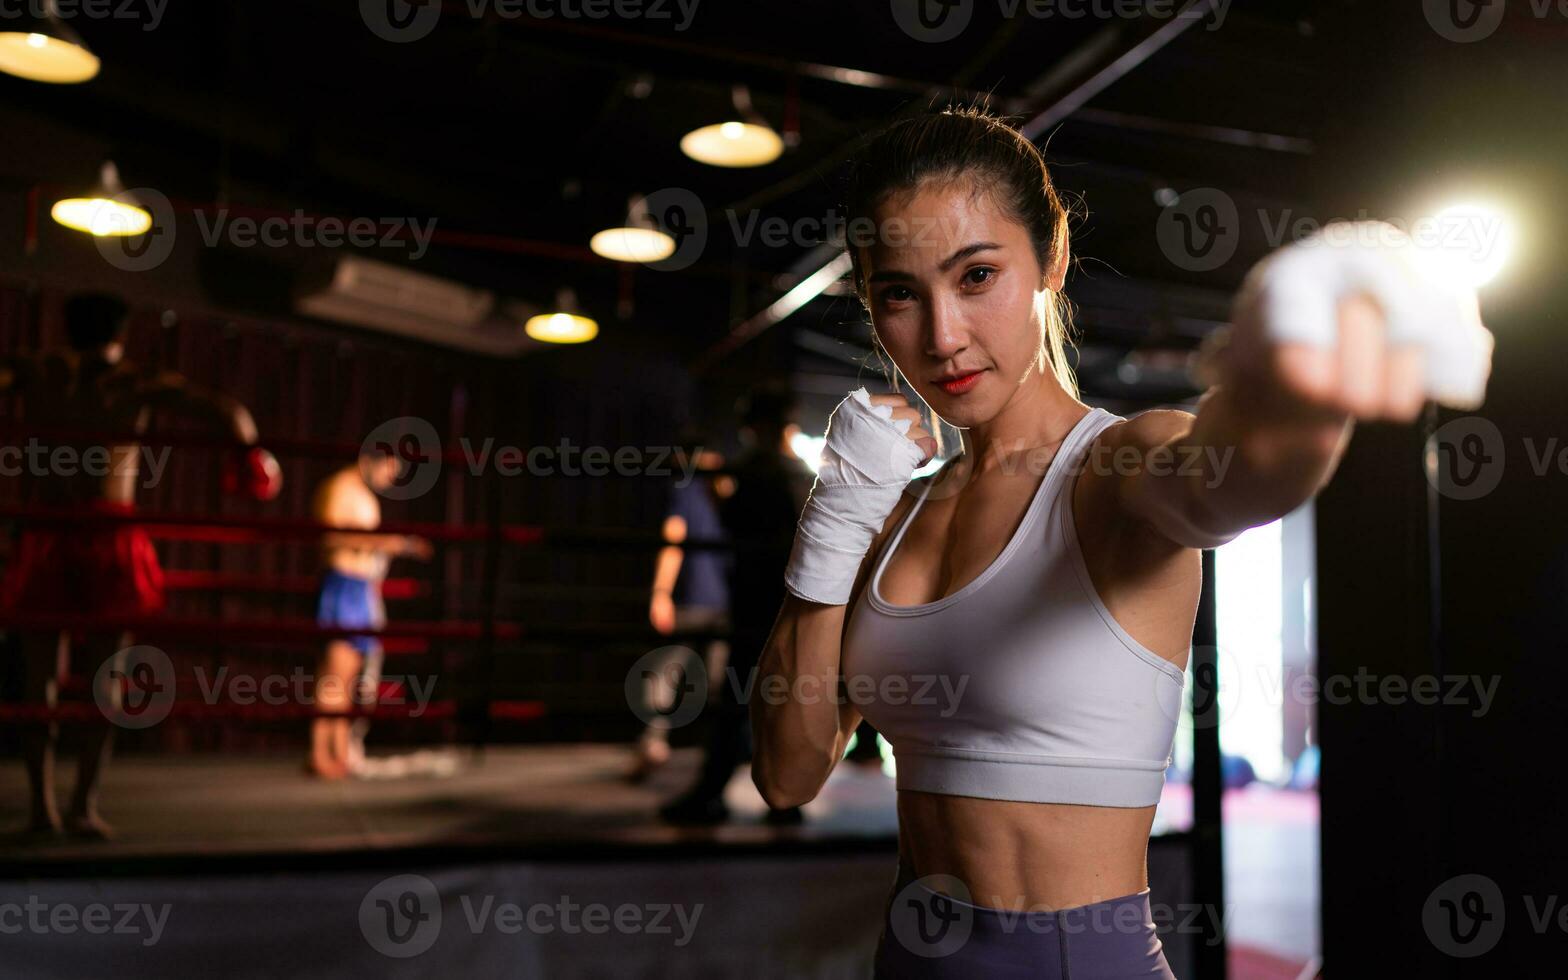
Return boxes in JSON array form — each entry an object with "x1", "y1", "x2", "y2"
[{"x1": 1110, "y1": 227, "x2": 1493, "y2": 547}]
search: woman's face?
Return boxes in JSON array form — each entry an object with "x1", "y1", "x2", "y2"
[{"x1": 860, "y1": 180, "x2": 1055, "y2": 429}]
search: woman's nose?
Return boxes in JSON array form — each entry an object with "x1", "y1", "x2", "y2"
[{"x1": 925, "y1": 296, "x2": 969, "y2": 359}]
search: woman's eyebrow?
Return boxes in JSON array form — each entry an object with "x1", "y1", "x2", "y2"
[
  {"x1": 868, "y1": 242, "x2": 1004, "y2": 284},
  {"x1": 939, "y1": 242, "x2": 1002, "y2": 271}
]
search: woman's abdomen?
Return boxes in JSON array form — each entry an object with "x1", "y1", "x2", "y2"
[{"x1": 895, "y1": 789, "x2": 1157, "y2": 911}]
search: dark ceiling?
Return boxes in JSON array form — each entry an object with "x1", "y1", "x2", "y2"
[{"x1": 2, "y1": 0, "x2": 1562, "y2": 410}]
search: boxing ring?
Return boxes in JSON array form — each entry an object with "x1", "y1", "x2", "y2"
[{"x1": 0, "y1": 424, "x2": 1219, "y2": 979}]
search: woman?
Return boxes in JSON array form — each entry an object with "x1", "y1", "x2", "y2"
[{"x1": 749, "y1": 107, "x2": 1491, "y2": 977}]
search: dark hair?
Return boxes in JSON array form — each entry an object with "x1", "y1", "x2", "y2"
[
  {"x1": 63, "y1": 292, "x2": 130, "y2": 352},
  {"x1": 737, "y1": 381, "x2": 797, "y2": 434},
  {"x1": 842, "y1": 105, "x2": 1079, "y2": 398}
]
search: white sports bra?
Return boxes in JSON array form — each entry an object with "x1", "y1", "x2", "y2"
[{"x1": 841, "y1": 406, "x2": 1186, "y2": 808}]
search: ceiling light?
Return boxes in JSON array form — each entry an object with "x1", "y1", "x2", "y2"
[
  {"x1": 679, "y1": 85, "x2": 783, "y2": 167},
  {"x1": 51, "y1": 161, "x2": 151, "y2": 237},
  {"x1": 589, "y1": 195, "x2": 676, "y2": 263},
  {"x1": 525, "y1": 289, "x2": 598, "y2": 344},
  {"x1": 0, "y1": 2, "x2": 100, "y2": 83}
]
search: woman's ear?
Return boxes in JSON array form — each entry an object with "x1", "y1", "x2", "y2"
[{"x1": 1044, "y1": 246, "x2": 1069, "y2": 292}]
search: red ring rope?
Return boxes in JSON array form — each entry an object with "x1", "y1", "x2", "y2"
[{"x1": 0, "y1": 700, "x2": 547, "y2": 724}]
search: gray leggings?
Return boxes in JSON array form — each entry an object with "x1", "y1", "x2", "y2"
[{"x1": 874, "y1": 861, "x2": 1177, "y2": 979}]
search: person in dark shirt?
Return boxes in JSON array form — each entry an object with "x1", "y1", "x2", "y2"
[
  {"x1": 632, "y1": 439, "x2": 733, "y2": 781},
  {"x1": 660, "y1": 383, "x2": 813, "y2": 825}
]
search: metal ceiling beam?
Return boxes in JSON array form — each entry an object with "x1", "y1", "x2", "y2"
[{"x1": 693, "y1": 0, "x2": 1219, "y2": 372}]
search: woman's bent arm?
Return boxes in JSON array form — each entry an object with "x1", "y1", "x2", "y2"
[{"x1": 749, "y1": 597, "x2": 864, "y2": 809}]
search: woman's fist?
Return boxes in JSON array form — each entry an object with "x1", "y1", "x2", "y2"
[
  {"x1": 1205, "y1": 221, "x2": 1495, "y2": 421},
  {"x1": 868, "y1": 392, "x2": 938, "y2": 466}
]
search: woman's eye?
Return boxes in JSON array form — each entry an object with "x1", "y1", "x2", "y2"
[
  {"x1": 881, "y1": 286, "x2": 915, "y2": 305},
  {"x1": 964, "y1": 266, "x2": 996, "y2": 287}
]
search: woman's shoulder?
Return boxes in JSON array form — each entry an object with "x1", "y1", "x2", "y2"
[{"x1": 1090, "y1": 407, "x2": 1196, "y2": 454}]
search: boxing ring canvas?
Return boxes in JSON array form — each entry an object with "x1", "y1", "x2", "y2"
[{"x1": 0, "y1": 745, "x2": 1201, "y2": 979}]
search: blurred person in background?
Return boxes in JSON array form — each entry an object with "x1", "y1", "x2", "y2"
[
  {"x1": 1, "y1": 292, "x2": 275, "y2": 837},
  {"x1": 632, "y1": 434, "x2": 734, "y2": 781},
  {"x1": 660, "y1": 384, "x2": 813, "y2": 824},
  {"x1": 308, "y1": 450, "x2": 430, "y2": 780}
]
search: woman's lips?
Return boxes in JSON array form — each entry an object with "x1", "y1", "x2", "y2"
[{"x1": 935, "y1": 369, "x2": 986, "y2": 395}]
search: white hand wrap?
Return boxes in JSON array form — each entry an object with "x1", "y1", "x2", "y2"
[
  {"x1": 1234, "y1": 221, "x2": 1493, "y2": 409},
  {"x1": 784, "y1": 388, "x2": 925, "y2": 605}
]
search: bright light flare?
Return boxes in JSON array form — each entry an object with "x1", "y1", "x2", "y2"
[{"x1": 1415, "y1": 202, "x2": 1517, "y2": 290}]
